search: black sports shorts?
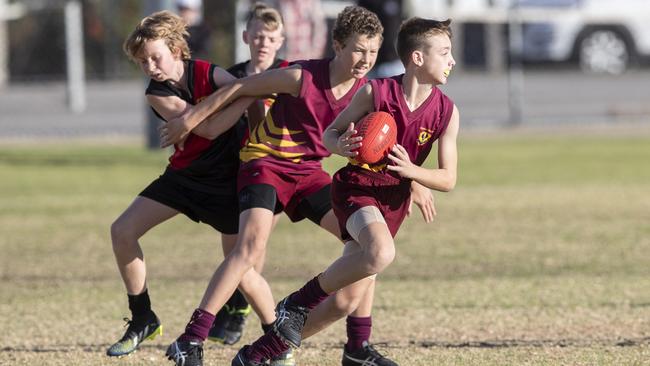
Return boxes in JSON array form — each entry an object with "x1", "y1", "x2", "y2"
[
  {"x1": 238, "y1": 183, "x2": 332, "y2": 225},
  {"x1": 139, "y1": 172, "x2": 239, "y2": 234}
]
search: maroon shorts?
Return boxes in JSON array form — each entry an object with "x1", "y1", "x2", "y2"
[
  {"x1": 331, "y1": 166, "x2": 411, "y2": 241},
  {"x1": 237, "y1": 158, "x2": 332, "y2": 222}
]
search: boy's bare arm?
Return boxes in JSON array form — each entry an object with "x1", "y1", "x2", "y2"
[
  {"x1": 159, "y1": 96, "x2": 256, "y2": 147},
  {"x1": 169, "y1": 65, "x2": 303, "y2": 136},
  {"x1": 323, "y1": 84, "x2": 374, "y2": 157},
  {"x1": 387, "y1": 105, "x2": 459, "y2": 192}
]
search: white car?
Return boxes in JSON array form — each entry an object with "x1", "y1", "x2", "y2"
[{"x1": 406, "y1": 0, "x2": 650, "y2": 73}]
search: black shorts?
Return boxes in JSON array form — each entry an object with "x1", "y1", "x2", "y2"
[
  {"x1": 139, "y1": 172, "x2": 239, "y2": 234},
  {"x1": 238, "y1": 183, "x2": 332, "y2": 225}
]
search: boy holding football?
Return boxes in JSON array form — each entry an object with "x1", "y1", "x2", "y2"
[{"x1": 233, "y1": 17, "x2": 459, "y2": 365}]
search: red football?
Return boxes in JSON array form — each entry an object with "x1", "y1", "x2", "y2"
[{"x1": 353, "y1": 111, "x2": 397, "y2": 164}]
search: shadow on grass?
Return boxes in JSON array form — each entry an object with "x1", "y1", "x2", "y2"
[
  {"x1": 0, "y1": 153, "x2": 164, "y2": 167},
  {"x1": 415, "y1": 337, "x2": 650, "y2": 348},
  {"x1": 0, "y1": 343, "x2": 169, "y2": 354}
]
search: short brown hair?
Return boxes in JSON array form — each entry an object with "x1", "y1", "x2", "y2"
[
  {"x1": 331, "y1": 6, "x2": 383, "y2": 46},
  {"x1": 123, "y1": 10, "x2": 191, "y2": 62},
  {"x1": 397, "y1": 18, "x2": 452, "y2": 66},
  {"x1": 246, "y1": 2, "x2": 283, "y2": 31}
]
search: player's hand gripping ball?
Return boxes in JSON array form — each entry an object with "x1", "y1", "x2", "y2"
[{"x1": 353, "y1": 111, "x2": 397, "y2": 164}]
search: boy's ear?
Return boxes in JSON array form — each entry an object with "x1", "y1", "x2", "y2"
[
  {"x1": 242, "y1": 30, "x2": 250, "y2": 45},
  {"x1": 332, "y1": 40, "x2": 344, "y2": 55},
  {"x1": 412, "y1": 50, "x2": 424, "y2": 67},
  {"x1": 171, "y1": 46, "x2": 181, "y2": 59}
]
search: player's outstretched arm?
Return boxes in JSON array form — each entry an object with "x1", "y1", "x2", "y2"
[
  {"x1": 323, "y1": 84, "x2": 374, "y2": 157},
  {"x1": 166, "y1": 65, "x2": 303, "y2": 140},
  {"x1": 387, "y1": 105, "x2": 459, "y2": 192},
  {"x1": 154, "y1": 66, "x2": 239, "y2": 145},
  {"x1": 158, "y1": 95, "x2": 256, "y2": 147}
]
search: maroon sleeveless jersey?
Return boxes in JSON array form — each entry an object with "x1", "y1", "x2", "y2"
[
  {"x1": 146, "y1": 59, "x2": 244, "y2": 192},
  {"x1": 347, "y1": 75, "x2": 454, "y2": 184},
  {"x1": 240, "y1": 58, "x2": 367, "y2": 165}
]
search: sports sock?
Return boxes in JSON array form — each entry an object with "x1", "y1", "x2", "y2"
[
  {"x1": 226, "y1": 289, "x2": 250, "y2": 311},
  {"x1": 178, "y1": 308, "x2": 215, "y2": 343},
  {"x1": 288, "y1": 275, "x2": 330, "y2": 310},
  {"x1": 128, "y1": 289, "x2": 152, "y2": 319},
  {"x1": 246, "y1": 331, "x2": 289, "y2": 362},
  {"x1": 345, "y1": 315, "x2": 372, "y2": 352}
]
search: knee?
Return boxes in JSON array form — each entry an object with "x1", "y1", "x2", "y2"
[
  {"x1": 110, "y1": 218, "x2": 137, "y2": 250},
  {"x1": 232, "y1": 236, "x2": 267, "y2": 268},
  {"x1": 364, "y1": 242, "x2": 395, "y2": 275}
]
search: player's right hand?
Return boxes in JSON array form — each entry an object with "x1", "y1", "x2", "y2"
[
  {"x1": 160, "y1": 113, "x2": 192, "y2": 150},
  {"x1": 336, "y1": 122, "x2": 363, "y2": 157}
]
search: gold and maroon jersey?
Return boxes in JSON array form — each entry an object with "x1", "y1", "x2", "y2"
[
  {"x1": 348, "y1": 75, "x2": 454, "y2": 180},
  {"x1": 240, "y1": 58, "x2": 367, "y2": 164}
]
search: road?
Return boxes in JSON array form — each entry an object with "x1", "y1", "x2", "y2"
[{"x1": 0, "y1": 70, "x2": 648, "y2": 141}]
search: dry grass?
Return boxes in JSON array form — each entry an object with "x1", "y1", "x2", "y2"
[{"x1": 1, "y1": 134, "x2": 649, "y2": 365}]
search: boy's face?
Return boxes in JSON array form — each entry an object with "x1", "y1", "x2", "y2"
[
  {"x1": 243, "y1": 20, "x2": 284, "y2": 65},
  {"x1": 420, "y1": 33, "x2": 455, "y2": 85},
  {"x1": 136, "y1": 38, "x2": 180, "y2": 82},
  {"x1": 334, "y1": 33, "x2": 381, "y2": 79}
]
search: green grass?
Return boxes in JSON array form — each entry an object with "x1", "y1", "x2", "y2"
[{"x1": 1, "y1": 135, "x2": 649, "y2": 365}]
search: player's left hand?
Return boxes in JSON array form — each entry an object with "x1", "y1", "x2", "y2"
[
  {"x1": 160, "y1": 112, "x2": 193, "y2": 149},
  {"x1": 386, "y1": 144, "x2": 417, "y2": 179},
  {"x1": 408, "y1": 181, "x2": 436, "y2": 223}
]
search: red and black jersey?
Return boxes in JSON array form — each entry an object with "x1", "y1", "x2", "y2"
[{"x1": 146, "y1": 59, "x2": 245, "y2": 192}]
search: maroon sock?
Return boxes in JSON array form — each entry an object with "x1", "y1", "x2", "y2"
[
  {"x1": 245, "y1": 331, "x2": 289, "y2": 362},
  {"x1": 345, "y1": 315, "x2": 372, "y2": 352},
  {"x1": 287, "y1": 275, "x2": 330, "y2": 310},
  {"x1": 178, "y1": 308, "x2": 215, "y2": 343}
]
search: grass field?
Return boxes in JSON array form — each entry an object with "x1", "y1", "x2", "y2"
[{"x1": 1, "y1": 133, "x2": 650, "y2": 365}]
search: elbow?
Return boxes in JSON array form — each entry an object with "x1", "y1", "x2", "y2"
[
  {"x1": 322, "y1": 132, "x2": 338, "y2": 155},
  {"x1": 205, "y1": 131, "x2": 223, "y2": 140},
  {"x1": 202, "y1": 127, "x2": 224, "y2": 140},
  {"x1": 440, "y1": 174, "x2": 457, "y2": 192},
  {"x1": 440, "y1": 181, "x2": 455, "y2": 192}
]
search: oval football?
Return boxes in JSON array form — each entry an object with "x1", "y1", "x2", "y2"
[{"x1": 354, "y1": 111, "x2": 397, "y2": 164}]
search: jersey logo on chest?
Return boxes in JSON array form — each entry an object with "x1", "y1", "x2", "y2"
[{"x1": 417, "y1": 127, "x2": 434, "y2": 146}]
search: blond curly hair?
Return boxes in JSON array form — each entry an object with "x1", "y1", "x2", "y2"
[{"x1": 123, "y1": 10, "x2": 191, "y2": 62}]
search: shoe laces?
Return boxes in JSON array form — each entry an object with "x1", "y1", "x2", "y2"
[
  {"x1": 119, "y1": 317, "x2": 141, "y2": 341},
  {"x1": 168, "y1": 341, "x2": 203, "y2": 363},
  {"x1": 276, "y1": 300, "x2": 308, "y2": 329}
]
